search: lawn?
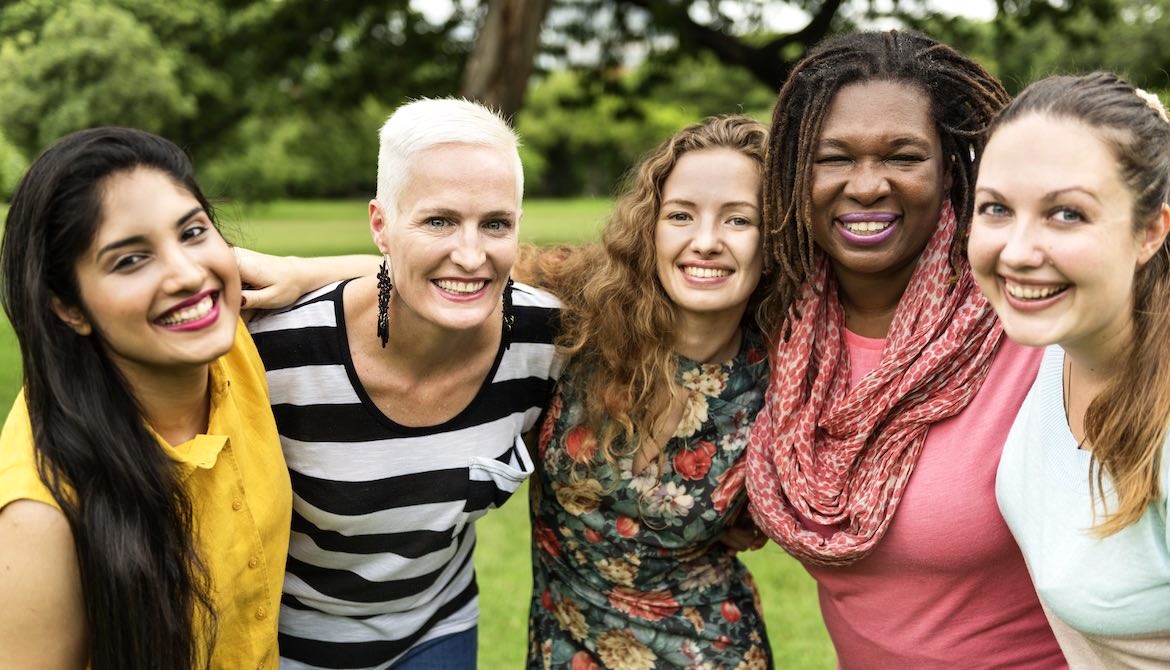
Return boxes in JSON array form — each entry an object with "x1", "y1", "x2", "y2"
[{"x1": 0, "y1": 198, "x2": 834, "y2": 668}]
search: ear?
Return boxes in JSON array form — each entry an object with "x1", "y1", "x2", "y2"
[
  {"x1": 50, "y1": 296, "x2": 92, "y2": 336},
  {"x1": 1136, "y1": 203, "x2": 1170, "y2": 266},
  {"x1": 369, "y1": 199, "x2": 391, "y2": 256}
]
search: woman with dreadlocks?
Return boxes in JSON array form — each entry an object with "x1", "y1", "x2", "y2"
[{"x1": 744, "y1": 31, "x2": 1067, "y2": 667}]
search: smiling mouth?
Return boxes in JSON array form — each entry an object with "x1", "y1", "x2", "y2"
[
  {"x1": 1005, "y1": 281, "x2": 1069, "y2": 300},
  {"x1": 156, "y1": 292, "x2": 217, "y2": 326},
  {"x1": 841, "y1": 221, "x2": 893, "y2": 236},
  {"x1": 682, "y1": 266, "x2": 731, "y2": 279},
  {"x1": 434, "y1": 279, "x2": 487, "y2": 294}
]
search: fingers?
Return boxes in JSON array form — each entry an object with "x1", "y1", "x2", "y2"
[{"x1": 240, "y1": 285, "x2": 297, "y2": 311}]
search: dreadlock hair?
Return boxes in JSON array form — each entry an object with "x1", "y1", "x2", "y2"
[
  {"x1": 985, "y1": 72, "x2": 1170, "y2": 536},
  {"x1": 543, "y1": 115, "x2": 771, "y2": 474},
  {"x1": 0, "y1": 127, "x2": 217, "y2": 668},
  {"x1": 760, "y1": 29, "x2": 1010, "y2": 337}
]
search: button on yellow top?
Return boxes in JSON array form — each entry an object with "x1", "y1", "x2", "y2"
[{"x1": 231, "y1": 498, "x2": 242, "y2": 511}]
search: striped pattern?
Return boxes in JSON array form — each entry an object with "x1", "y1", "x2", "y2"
[{"x1": 249, "y1": 280, "x2": 561, "y2": 669}]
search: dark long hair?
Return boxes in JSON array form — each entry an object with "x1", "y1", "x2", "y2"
[
  {"x1": 986, "y1": 73, "x2": 1170, "y2": 535},
  {"x1": 0, "y1": 127, "x2": 217, "y2": 668},
  {"x1": 760, "y1": 30, "x2": 1010, "y2": 336}
]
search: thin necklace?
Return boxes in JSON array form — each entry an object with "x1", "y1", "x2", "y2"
[{"x1": 1063, "y1": 355, "x2": 1088, "y2": 450}]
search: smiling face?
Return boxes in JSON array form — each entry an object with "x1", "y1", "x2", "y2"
[
  {"x1": 371, "y1": 143, "x2": 520, "y2": 333},
  {"x1": 60, "y1": 168, "x2": 241, "y2": 377},
  {"x1": 970, "y1": 113, "x2": 1167, "y2": 359},
  {"x1": 810, "y1": 80, "x2": 948, "y2": 292},
  {"x1": 654, "y1": 148, "x2": 763, "y2": 329}
]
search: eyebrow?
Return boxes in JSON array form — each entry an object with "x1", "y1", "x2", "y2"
[
  {"x1": 661, "y1": 198, "x2": 759, "y2": 210},
  {"x1": 975, "y1": 185, "x2": 1102, "y2": 205},
  {"x1": 95, "y1": 206, "x2": 204, "y2": 262},
  {"x1": 417, "y1": 208, "x2": 517, "y2": 220},
  {"x1": 818, "y1": 136, "x2": 933, "y2": 151}
]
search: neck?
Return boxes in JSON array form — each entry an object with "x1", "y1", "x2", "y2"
[
  {"x1": 673, "y1": 307, "x2": 745, "y2": 364},
  {"x1": 833, "y1": 260, "x2": 918, "y2": 338},
  {"x1": 117, "y1": 361, "x2": 212, "y2": 445},
  {"x1": 358, "y1": 279, "x2": 502, "y2": 376},
  {"x1": 1062, "y1": 321, "x2": 1133, "y2": 444}
]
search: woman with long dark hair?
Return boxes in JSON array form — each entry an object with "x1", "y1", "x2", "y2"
[{"x1": 0, "y1": 127, "x2": 291, "y2": 669}]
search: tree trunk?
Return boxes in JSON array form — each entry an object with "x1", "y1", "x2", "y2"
[{"x1": 460, "y1": 0, "x2": 551, "y2": 120}]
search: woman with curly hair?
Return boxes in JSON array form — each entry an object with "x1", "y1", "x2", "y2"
[
  {"x1": 525, "y1": 114, "x2": 775, "y2": 669},
  {"x1": 744, "y1": 31, "x2": 1066, "y2": 667}
]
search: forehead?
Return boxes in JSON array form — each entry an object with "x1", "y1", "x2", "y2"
[
  {"x1": 819, "y1": 79, "x2": 939, "y2": 146},
  {"x1": 94, "y1": 169, "x2": 199, "y2": 239},
  {"x1": 980, "y1": 114, "x2": 1126, "y2": 192},
  {"x1": 662, "y1": 148, "x2": 761, "y2": 202},
  {"x1": 399, "y1": 143, "x2": 519, "y2": 210}
]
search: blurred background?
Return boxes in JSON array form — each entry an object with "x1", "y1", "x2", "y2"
[
  {"x1": 1, "y1": 0, "x2": 1168, "y2": 204},
  {"x1": 2, "y1": 0, "x2": 1168, "y2": 666}
]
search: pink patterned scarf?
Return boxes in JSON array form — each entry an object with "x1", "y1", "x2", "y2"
[{"x1": 746, "y1": 201, "x2": 1003, "y2": 566}]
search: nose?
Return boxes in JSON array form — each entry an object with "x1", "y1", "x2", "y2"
[
  {"x1": 999, "y1": 217, "x2": 1046, "y2": 268},
  {"x1": 161, "y1": 245, "x2": 208, "y2": 295},
  {"x1": 843, "y1": 161, "x2": 892, "y2": 205},
  {"x1": 690, "y1": 217, "x2": 723, "y2": 256},
  {"x1": 450, "y1": 222, "x2": 487, "y2": 271}
]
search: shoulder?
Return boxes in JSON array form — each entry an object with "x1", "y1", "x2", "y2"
[
  {"x1": 0, "y1": 500, "x2": 87, "y2": 666},
  {"x1": 510, "y1": 281, "x2": 562, "y2": 310},
  {"x1": 246, "y1": 280, "x2": 345, "y2": 336},
  {"x1": 0, "y1": 392, "x2": 58, "y2": 510}
]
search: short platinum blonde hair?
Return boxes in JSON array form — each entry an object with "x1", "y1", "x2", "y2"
[{"x1": 375, "y1": 97, "x2": 523, "y2": 212}]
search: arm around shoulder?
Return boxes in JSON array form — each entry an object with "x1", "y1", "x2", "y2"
[{"x1": 0, "y1": 500, "x2": 88, "y2": 668}]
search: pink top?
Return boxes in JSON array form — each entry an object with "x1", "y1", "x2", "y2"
[{"x1": 803, "y1": 332, "x2": 1065, "y2": 669}]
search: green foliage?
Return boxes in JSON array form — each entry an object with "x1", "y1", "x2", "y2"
[
  {"x1": 0, "y1": 1, "x2": 197, "y2": 154},
  {"x1": 0, "y1": 130, "x2": 28, "y2": 201},
  {"x1": 517, "y1": 51, "x2": 773, "y2": 197}
]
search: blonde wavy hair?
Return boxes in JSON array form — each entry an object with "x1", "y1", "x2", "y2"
[{"x1": 521, "y1": 115, "x2": 772, "y2": 471}]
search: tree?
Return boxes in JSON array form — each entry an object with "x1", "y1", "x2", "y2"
[{"x1": 461, "y1": 0, "x2": 554, "y2": 119}]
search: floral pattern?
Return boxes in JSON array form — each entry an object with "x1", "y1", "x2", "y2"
[{"x1": 528, "y1": 330, "x2": 772, "y2": 669}]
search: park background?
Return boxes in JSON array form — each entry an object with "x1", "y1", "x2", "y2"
[{"x1": 1, "y1": 0, "x2": 1169, "y2": 666}]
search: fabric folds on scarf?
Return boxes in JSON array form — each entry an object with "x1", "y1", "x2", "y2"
[{"x1": 745, "y1": 201, "x2": 1003, "y2": 566}]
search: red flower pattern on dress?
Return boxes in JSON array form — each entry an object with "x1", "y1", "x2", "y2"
[
  {"x1": 564, "y1": 425, "x2": 599, "y2": 462},
  {"x1": 571, "y1": 651, "x2": 601, "y2": 670},
  {"x1": 615, "y1": 515, "x2": 639, "y2": 538},
  {"x1": 583, "y1": 527, "x2": 603, "y2": 544},
  {"x1": 721, "y1": 600, "x2": 742, "y2": 623},
  {"x1": 711, "y1": 459, "x2": 746, "y2": 514},
  {"x1": 535, "y1": 519, "x2": 561, "y2": 558},
  {"x1": 674, "y1": 440, "x2": 716, "y2": 480},
  {"x1": 607, "y1": 586, "x2": 680, "y2": 622},
  {"x1": 542, "y1": 589, "x2": 555, "y2": 611}
]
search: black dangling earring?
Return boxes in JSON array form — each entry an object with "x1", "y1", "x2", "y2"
[
  {"x1": 501, "y1": 277, "x2": 515, "y2": 350},
  {"x1": 376, "y1": 255, "x2": 393, "y2": 348}
]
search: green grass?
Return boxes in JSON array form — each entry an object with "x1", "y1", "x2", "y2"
[{"x1": 0, "y1": 198, "x2": 834, "y2": 668}]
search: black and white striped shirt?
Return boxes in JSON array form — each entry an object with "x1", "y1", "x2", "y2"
[{"x1": 248, "y1": 280, "x2": 561, "y2": 669}]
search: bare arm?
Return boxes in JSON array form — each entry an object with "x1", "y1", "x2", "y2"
[
  {"x1": 235, "y1": 248, "x2": 382, "y2": 310},
  {"x1": 0, "y1": 500, "x2": 87, "y2": 668}
]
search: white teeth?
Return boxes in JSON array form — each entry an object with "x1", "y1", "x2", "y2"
[
  {"x1": 682, "y1": 266, "x2": 731, "y2": 279},
  {"x1": 843, "y1": 221, "x2": 892, "y2": 234},
  {"x1": 1006, "y1": 282, "x2": 1067, "y2": 300},
  {"x1": 158, "y1": 294, "x2": 214, "y2": 326},
  {"x1": 435, "y1": 279, "x2": 486, "y2": 294}
]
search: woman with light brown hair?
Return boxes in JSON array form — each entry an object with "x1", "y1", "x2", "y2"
[
  {"x1": 525, "y1": 114, "x2": 775, "y2": 668},
  {"x1": 970, "y1": 71, "x2": 1170, "y2": 667}
]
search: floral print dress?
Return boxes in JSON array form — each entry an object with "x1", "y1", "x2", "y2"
[{"x1": 528, "y1": 329, "x2": 773, "y2": 670}]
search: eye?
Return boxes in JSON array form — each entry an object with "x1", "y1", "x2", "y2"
[
  {"x1": 112, "y1": 253, "x2": 148, "y2": 271},
  {"x1": 814, "y1": 155, "x2": 851, "y2": 165},
  {"x1": 1051, "y1": 207, "x2": 1086, "y2": 224},
  {"x1": 180, "y1": 223, "x2": 209, "y2": 242},
  {"x1": 664, "y1": 211, "x2": 693, "y2": 224},
  {"x1": 887, "y1": 154, "x2": 926, "y2": 164},
  {"x1": 976, "y1": 201, "x2": 1011, "y2": 218},
  {"x1": 425, "y1": 217, "x2": 450, "y2": 228},
  {"x1": 727, "y1": 216, "x2": 755, "y2": 227},
  {"x1": 483, "y1": 219, "x2": 513, "y2": 232}
]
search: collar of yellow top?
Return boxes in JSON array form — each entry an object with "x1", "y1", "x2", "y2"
[{"x1": 145, "y1": 356, "x2": 234, "y2": 479}]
